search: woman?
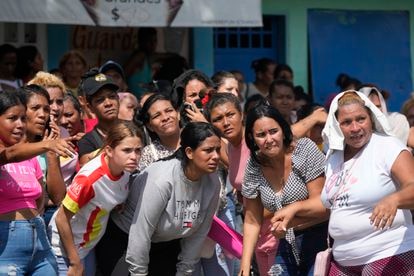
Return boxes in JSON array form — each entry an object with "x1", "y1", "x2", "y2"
[
  {"x1": 320, "y1": 91, "x2": 414, "y2": 274},
  {"x1": 267, "y1": 79, "x2": 297, "y2": 125},
  {"x1": 61, "y1": 92, "x2": 85, "y2": 138},
  {"x1": 137, "y1": 93, "x2": 181, "y2": 171},
  {"x1": 118, "y1": 92, "x2": 139, "y2": 121},
  {"x1": 59, "y1": 50, "x2": 88, "y2": 95},
  {"x1": 22, "y1": 84, "x2": 74, "y2": 225},
  {"x1": 273, "y1": 64, "x2": 294, "y2": 82},
  {"x1": 359, "y1": 85, "x2": 409, "y2": 144},
  {"x1": 245, "y1": 58, "x2": 276, "y2": 99},
  {"x1": 95, "y1": 94, "x2": 179, "y2": 275},
  {"x1": 239, "y1": 104, "x2": 328, "y2": 276},
  {"x1": 211, "y1": 70, "x2": 240, "y2": 98},
  {"x1": 206, "y1": 93, "x2": 278, "y2": 276},
  {"x1": 126, "y1": 122, "x2": 222, "y2": 275},
  {"x1": 0, "y1": 90, "x2": 71, "y2": 275},
  {"x1": 172, "y1": 69, "x2": 213, "y2": 125},
  {"x1": 49, "y1": 121, "x2": 143, "y2": 276}
]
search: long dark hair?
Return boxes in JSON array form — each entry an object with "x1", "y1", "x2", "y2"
[{"x1": 245, "y1": 104, "x2": 293, "y2": 165}]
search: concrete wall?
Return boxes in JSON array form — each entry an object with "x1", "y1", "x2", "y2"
[{"x1": 262, "y1": 0, "x2": 414, "y2": 92}]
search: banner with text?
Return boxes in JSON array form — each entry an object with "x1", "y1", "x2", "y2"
[{"x1": 1, "y1": 0, "x2": 262, "y2": 27}]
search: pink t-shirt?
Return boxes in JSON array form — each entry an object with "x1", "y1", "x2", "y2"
[
  {"x1": 0, "y1": 157, "x2": 43, "y2": 214},
  {"x1": 228, "y1": 139, "x2": 251, "y2": 191}
]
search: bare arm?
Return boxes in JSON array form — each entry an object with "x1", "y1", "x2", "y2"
[
  {"x1": 45, "y1": 152, "x2": 66, "y2": 205},
  {"x1": 370, "y1": 150, "x2": 414, "y2": 229},
  {"x1": 271, "y1": 176, "x2": 329, "y2": 237},
  {"x1": 291, "y1": 108, "x2": 327, "y2": 138},
  {"x1": 55, "y1": 205, "x2": 84, "y2": 276},
  {"x1": 219, "y1": 138, "x2": 229, "y2": 169},
  {"x1": 239, "y1": 197, "x2": 263, "y2": 276},
  {"x1": 0, "y1": 139, "x2": 76, "y2": 166}
]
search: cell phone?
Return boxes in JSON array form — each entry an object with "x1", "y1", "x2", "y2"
[{"x1": 184, "y1": 102, "x2": 194, "y2": 112}]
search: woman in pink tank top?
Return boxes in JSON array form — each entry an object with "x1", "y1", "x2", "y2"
[{"x1": 0, "y1": 88, "x2": 75, "y2": 275}]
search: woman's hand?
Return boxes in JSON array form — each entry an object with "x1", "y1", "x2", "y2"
[
  {"x1": 270, "y1": 203, "x2": 301, "y2": 238},
  {"x1": 370, "y1": 195, "x2": 398, "y2": 230},
  {"x1": 47, "y1": 138, "x2": 77, "y2": 158},
  {"x1": 67, "y1": 260, "x2": 84, "y2": 276},
  {"x1": 184, "y1": 102, "x2": 208, "y2": 123}
]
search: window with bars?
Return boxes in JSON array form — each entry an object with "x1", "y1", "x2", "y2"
[
  {"x1": 213, "y1": 16, "x2": 285, "y2": 82},
  {"x1": 214, "y1": 17, "x2": 279, "y2": 49}
]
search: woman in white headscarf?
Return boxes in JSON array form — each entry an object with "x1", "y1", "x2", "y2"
[
  {"x1": 272, "y1": 90, "x2": 414, "y2": 275},
  {"x1": 359, "y1": 85, "x2": 409, "y2": 144}
]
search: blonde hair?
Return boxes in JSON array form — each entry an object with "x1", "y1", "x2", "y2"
[
  {"x1": 28, "y1": 71, "x2": 66, "y2": 93},
  {"x1": 337, "y1": 91, "x2": 365, "y2": 108}
]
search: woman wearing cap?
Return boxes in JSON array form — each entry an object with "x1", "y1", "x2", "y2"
[
  {"x1": 78, "y1": 70, "x2": 120, "y2": 167},
  {"x1": 273, "y1": 91, "x2": 414, "y2": 274}
]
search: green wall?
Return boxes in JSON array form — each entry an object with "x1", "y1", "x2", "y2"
[{"x1": 263, "y1": 0, "x2": 414, "y2": 92}]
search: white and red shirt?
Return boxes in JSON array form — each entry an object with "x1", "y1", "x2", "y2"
[{"x1": 49, "y1": 153, "x2": 130, "y2": 259}]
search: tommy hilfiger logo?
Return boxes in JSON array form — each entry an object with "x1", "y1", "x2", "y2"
[{"x1": 182, "y1": 221, "x2": 193, "y2": 228}]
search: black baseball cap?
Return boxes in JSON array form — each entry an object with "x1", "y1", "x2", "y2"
[
  {"x1": 99, "y1": 60, "x2": 126, "y2": 81},
  {"x1": 81, "y1": 73, "x2": 119, "y2": 97}
]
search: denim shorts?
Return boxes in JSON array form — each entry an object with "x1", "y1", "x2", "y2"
[{"x1": 0, "y1": 216, "x2": 58, "y2": 275}]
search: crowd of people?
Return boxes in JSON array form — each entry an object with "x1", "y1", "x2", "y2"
[{"x1": 1, "y1": 28, "x2": 414, "y2": 276}]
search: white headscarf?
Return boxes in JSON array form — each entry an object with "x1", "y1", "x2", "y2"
[
  {"x1": 322, "y1": 90, "x2": 393, "y2": 153},
  {"x1": 359, "y1": 86, "x2": 409, "y2": 144},
  {"x1": 359, "y1": 86, "x2": 388, "y2": 113}
]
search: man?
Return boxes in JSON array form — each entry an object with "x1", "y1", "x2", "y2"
[{"x1": 78, "y1": 70, "x2": 120, "y2": 166}]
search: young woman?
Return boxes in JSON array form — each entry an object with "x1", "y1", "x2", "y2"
[
  {"x1": 205, "y1": 93, "x2": 279, "y2": 275},
  {"x1": 0, "y1": 90, "x2": 71, "y2": 275},
  {"x1": 239, "y1": 104, "x2": 329, "y2": 276},
  {"x1": 49, "y1": 121, "x2": 143, "y2": 276},
  {"x1": 61, "y1": 92, "x2": 85, "y2": 138},
  {"x1": 126, "y1": 122, "x2": 222, "y2": 275}
]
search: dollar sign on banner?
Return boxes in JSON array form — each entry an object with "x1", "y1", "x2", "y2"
[{"x1": 112, "y1": 7, "x2": 120, "y2": 21}]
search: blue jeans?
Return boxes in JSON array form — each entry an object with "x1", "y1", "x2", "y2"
[
  {"x1": 0, "y1": 216, "x2": 58, "y2": 275},
  {"x1": 272, "y1": 222, "x2": 328, "y2": 276}
]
